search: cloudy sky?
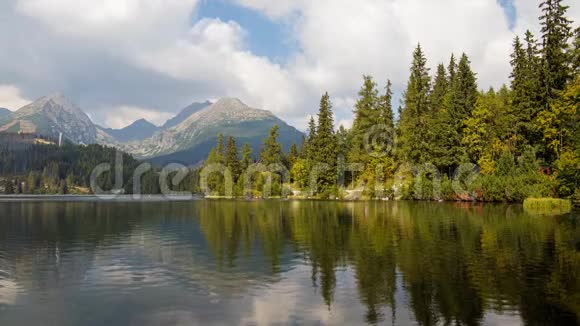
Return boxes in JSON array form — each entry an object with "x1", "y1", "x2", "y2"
[{"x1": 0, "y1": 0, "x2": 578, "y2": 130}]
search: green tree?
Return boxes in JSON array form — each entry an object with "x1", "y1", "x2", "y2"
[
  {"x1": 537, "y1": 76, "x2": 579, "y2": 159},
  {"x1": 398, "y1": 44, "x2": 432, "y2": 164},
  {"x1": 215, "y1": 133, "x2": 225, "y2": 164},
  {"x1": 451, "y1": 53, "x2": 478, "y2": 124},
  {"x1": 350, "y1": 76, "x2": 379, "y2": 164},
  {"x1": 225, "y1": 136, "x2": 241, "y2": 182},
  {"x1": 378, "y1": 79, "x2": 395, "y2": 134},
  {"x1": 510, "y1": 32, "x2": 544, "y2": 151},
  {"x1": 241, "y1": 143, "x2": 253, "y2": 171},
  {"x1": 302, "y1": 116, "x2": 317, "y2": 161},
  {"x1": 313, "y1": 93, "x2": 338, "y2": 196},
  {"x1": 260, "y1": 125, "x2": 282, "y2": 165},
  {"x1": 287, "y1": 143, "x2": 300, "y2": 168},
  {"x1": 539, "y1": 0, "x2": 573, "y2": 101}
]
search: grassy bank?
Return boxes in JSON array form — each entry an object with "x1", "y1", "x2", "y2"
[{"x1": 523, "y1": 198, "x2": 572, "y2": 215}]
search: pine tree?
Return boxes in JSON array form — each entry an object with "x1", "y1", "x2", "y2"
[
  {"x1": 572, "y1": 27, "x2": 580, "y2": 75},
  {"x1": 431, "y1": 64, "x2": 448, "y2": 114},
  {"x1": 302, "y1": 116, "x2": 317, "y2": 161},
  {"x1": 451, "y1": 53, "x2": 478, "y2": 123},
  {"x1": 539, "y1": 0, "x2": 573, "y2": 101},
  {"x1": 378, "y1": 79, "x2": 395, "y2": 134},
  {"x1": 350, "y1": 75, "x2": 379, "y2": 164},
  {"x1": 216, "y1": 133, "x2": 225, "y2": 164},
  {"x1": 287, "y1": 143, "x2": 300, "y2": 167},
  {"x1": 510, "y1": 33, "x2": 544, "y2": 150},
  {"x1": 448, "y1": 54, "x2": 457, "y2": 82},
  {"x1": 225, "y1": 136, "x2": 241, "y2": 182},
  {"x1": 398, "y1": 44, "x2": 432, "y2": 164},
  {"x1": 313, "y1": 92, "x2": 338, "y2": 196},
  {"x1": 260, "y1": 125, "x2": 282, "y2": 165},
  {"x1": 241, "y1": 143, "x2": 253, "y2": 171},
  {"x1": 429, "y1": 63, "x2": 456, "y2": 170}
]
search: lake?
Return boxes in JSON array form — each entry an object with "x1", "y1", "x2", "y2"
[{"x1": 0, "y1": 200, "x2": 578, "y2": 325}]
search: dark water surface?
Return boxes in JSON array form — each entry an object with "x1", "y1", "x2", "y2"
[{"x1": 0, "y1": 200, "x2": 578, "y2": 325}]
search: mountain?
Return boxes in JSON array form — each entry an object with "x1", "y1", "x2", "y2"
[
  {"x1": 98, "y1": 119, "x2": 159, "y2": 143},
  {"x1": 0, "y1": 94, "x2": 97, "y2": 144},
  {"x1": 0, "y1": 108, "x2": 11, "y2": 117},
  {"x1": 119, "y1": 98, "x2": 304, "y2": 165},
  {"x1": 162, "y1": 101, "x2": 211, "y2": 129}
]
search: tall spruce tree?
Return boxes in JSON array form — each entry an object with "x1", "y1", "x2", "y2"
[
  {"x1": 303, "y1": 116, "x2": 317, "y2": 161},
  {"x1": 378, "y1": 79, "x2": 395, "y2": 134},
  {"x1": 260, "y1": 125, "x2": 283, "y2": 165},
  {"x1": 539, "y1": 0, "x2": 573, "y2": 101},
  {"x1": 398, "y1": 44, "x2": 432, "y2": 164},
  {"x1": 287, "y1": 143, "x2": 300, "y2": 167},
  {"x1": 225, "y1": 136, "x2": 241, "y2": 182},
  {"x1": 241, "y1": 143, "x2": 253, "y2": 171},
  {"x1": 451, "y1": 53, "x2": 478, "y2": 123},
  {"x1": 216, "y1": 133, "x2": 225, "y2": 164},
  {"x1": 510, "y1": 33, "x2": 543, "y2": 151},
  {"x1": 572, "y1": 27, "x2": 580, "y2": 74},
  {"x1": 350, "y1": 76, "x2": 380, "y2": 163},
  {"x1": 429, "y1": 63, "x2": 456, "y2": 170},
  {"x1": 313, "y1": 93, "x2": 338, "y2": 195}
]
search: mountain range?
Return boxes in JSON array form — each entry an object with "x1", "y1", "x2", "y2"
[{"x1": 0, "y1": 94, "x2": 304, "y2": 165}]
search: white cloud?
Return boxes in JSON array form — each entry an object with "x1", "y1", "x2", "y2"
[
  {"x1": 0, "y1": 85, "x2": 31, "y2": 110},
  {"x1": 104, "y1": 105, "x2": 173, "y2": 129},
  {"x1": 0, "y1": 0, "x2": 578, "y2": 129},
  {"x1": 15, "y1": 0, "x2": 198, "y2": 46},
  {"x1": 137, "y1": 18, "x2": 300, "y2": 121}
]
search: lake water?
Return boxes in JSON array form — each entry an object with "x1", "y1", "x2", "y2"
[{"x1": 0, "y1": 200, "x2": 578, "y2": 325}]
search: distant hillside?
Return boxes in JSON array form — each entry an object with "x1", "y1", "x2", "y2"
[
  {"x1": 0, "y1": 94, "x2": 97, "y2": 144},
  {"x1": 119, "y1": 98, "x2": 304, "y2": 166},
  {"x1": 162, "y1": 101, "x2": 211, "y2": 129},
  {"x1": 0, "y1": 108, "x2": 11, "y2": 117},
  {"x1": 98, "y1": 118, "x2": 159, "y2": 142}
]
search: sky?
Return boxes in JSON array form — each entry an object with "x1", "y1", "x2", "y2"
[{"x1": 0, "y1": 0, "x2": 578, "y2": 130}]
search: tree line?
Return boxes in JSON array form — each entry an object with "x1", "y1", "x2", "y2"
[{"x1": 200, "y1": 0, "x2": 579, "y2": 201}]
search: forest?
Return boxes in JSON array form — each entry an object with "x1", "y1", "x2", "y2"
[
  {"x1": 198, "y1": 0, "x2": 579, "y2": 202},
  {"x1": 1, "y1": 0, "x2": 578, "y2": 202}
]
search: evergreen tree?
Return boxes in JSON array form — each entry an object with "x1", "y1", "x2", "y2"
[
  {"x1": 350, "y1": 76, "x2": 379, "y2": 164},
  {"x1": 537, "y1": 76, "x2": 579, "y2": 158},
  {"x1": 451, "y1": 53, "x2": 478, "y2": 123},
  {"x1": 539, "y1": 0, "x2": 573, "y2": 100},
  {"x1": 260, "y1": 125, "x2": 282, "y2": 165},
  {"x1": 431, "y1": 64, "x2": 448, "y2": 114},
  {"x1": 398, "y1": 44, "x2": 432, "y2": 164},
  {"x1": 313, "y1": 93, "x2": 338, "y2": 196},
  {"x1": 510, "y1": 33, "x2": 544, "y2": 150},
  {"x1": 225, "y1": 136, "x2": 241, "y2": 182},
  {"x1": 302, "y1": 116, "x2": 317, "y2": 161},
  {"x1": 572, "y1": 27, "x2": 580, "y2": 75},
  {"x1": 378, "y1": 79, "x2": 395, "y2": 133},
  {"x1": 287, "y1": 143, "x2": 300, "y2": 167},
  {"x1": 215, "y1": 133, "x2": 225, "y2": 164},
  {"x1": 429, "y1": 62, "x2": 458, "y2": 171},
  {"x1": 241, "y1": 143, "x2": 253, "y2": 171}
]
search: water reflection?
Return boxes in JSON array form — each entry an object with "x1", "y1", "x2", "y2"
[{"x1": 0, "y1": 200, "x2": 578, "y2": 325}]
